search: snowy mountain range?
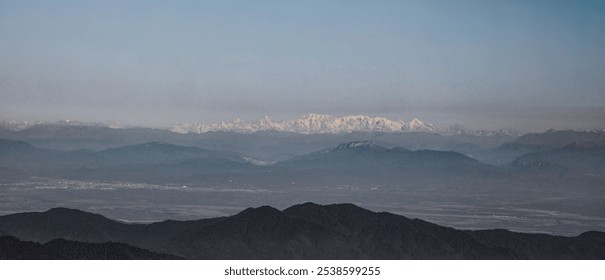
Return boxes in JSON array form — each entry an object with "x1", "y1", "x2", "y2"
[
  {"x1": 1, "y1": 114, "x2": 523, "y2": 136},
  {"x1": 171, "y1": 114, "x2": 437, "y2": 134}
]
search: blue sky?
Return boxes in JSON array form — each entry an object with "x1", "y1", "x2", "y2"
[{"x1": 1, "y1": 0, "x2": 604, "y2": 131}]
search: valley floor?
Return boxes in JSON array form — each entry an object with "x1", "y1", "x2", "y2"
[{"x1": 1, "y1": 178, "x2": 604, "y2": 236}]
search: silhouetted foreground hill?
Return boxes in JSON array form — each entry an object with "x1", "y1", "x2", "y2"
[
  {"x1": 1, "y1": 203, "x2": 604, "y2": 259},
  {"x1": 0, "y1": 236, "x2": 182, "y2": 260}
]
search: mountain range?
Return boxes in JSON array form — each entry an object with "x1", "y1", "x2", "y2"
[
  {"x1": 0, "y1": 139, "x2": 257, "y2": 183},
  {"x1": 479, "y1": 129, "x2": 605, "y2": 165},
  {"x1": 272, "y1": 140, "x2": 496, "y2": 180},
  {"x1": 171, "y1": 114, "x2": 439, "y2": 134},
  {"x1": 1, "y1": 126, "x2": 604, "y2": 237},
  {"x1": 2, "y1": 114, "x2": 523, "y2": 136},
  {"x1": 512, "y1": 142, "x2": 605, "y2": 176},
  {"x1": 1, "y1": 203, "x2": 603, "y2": 259},
  {"x1": 2, "y1": 133, "x2": 604, "y2": 184},
  {"x1": 0, "y1": 139, "x2": 499, "y2": 184}
]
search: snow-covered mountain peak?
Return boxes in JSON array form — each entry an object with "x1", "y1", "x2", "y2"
[{"x1": 406, "y1": 117, "x2": 435, "y2": 131}]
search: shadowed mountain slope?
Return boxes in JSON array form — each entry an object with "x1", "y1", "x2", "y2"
[
  {"x1": 0, "y1": 235, "x2": 182, "y2": 260},
  {"x1": 484, "y1": 130, "x2": 605, "y2": 165},
  {"x1": 512, "y1": 142, "x2": 605, "y2": 177},
  {"x1": 97, "y1": 142, "x2": 245, "y2": 165},
  {"x1": 272, "y1": 141, "x2": 497, "y2": 180},
  {"x1": 0, "y1": 139, "x2": 256, "y2": 183}
]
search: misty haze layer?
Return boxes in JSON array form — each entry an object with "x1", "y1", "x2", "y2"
[{"x1": 1, "y1": 0, "x2": 604, "y2": 130}]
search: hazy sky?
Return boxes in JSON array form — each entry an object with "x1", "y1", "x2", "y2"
[{"x1": 1, "y1": 0, "x2": 604, "y2": 131}]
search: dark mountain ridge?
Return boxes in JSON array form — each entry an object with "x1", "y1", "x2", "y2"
[
  {"x1": 0, "y1": 235, "x2": 182, "y2": 260},
  {"x1": 1, "y1": 203, "x2": 603, "y2": 260}
]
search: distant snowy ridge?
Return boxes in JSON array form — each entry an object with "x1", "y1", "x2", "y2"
[
  {"x1": 0, "y1": 120, "x2": 126, "y2": 131},
  {"x1": 171, "y1": 114, "x2": 436, "y2": 134},
  {"x1": 440, "y1": 124, "x2": 522, "y2": 137},
  {"x1": 0, "y1": 115, "x2": 524, "y2": 136}
]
